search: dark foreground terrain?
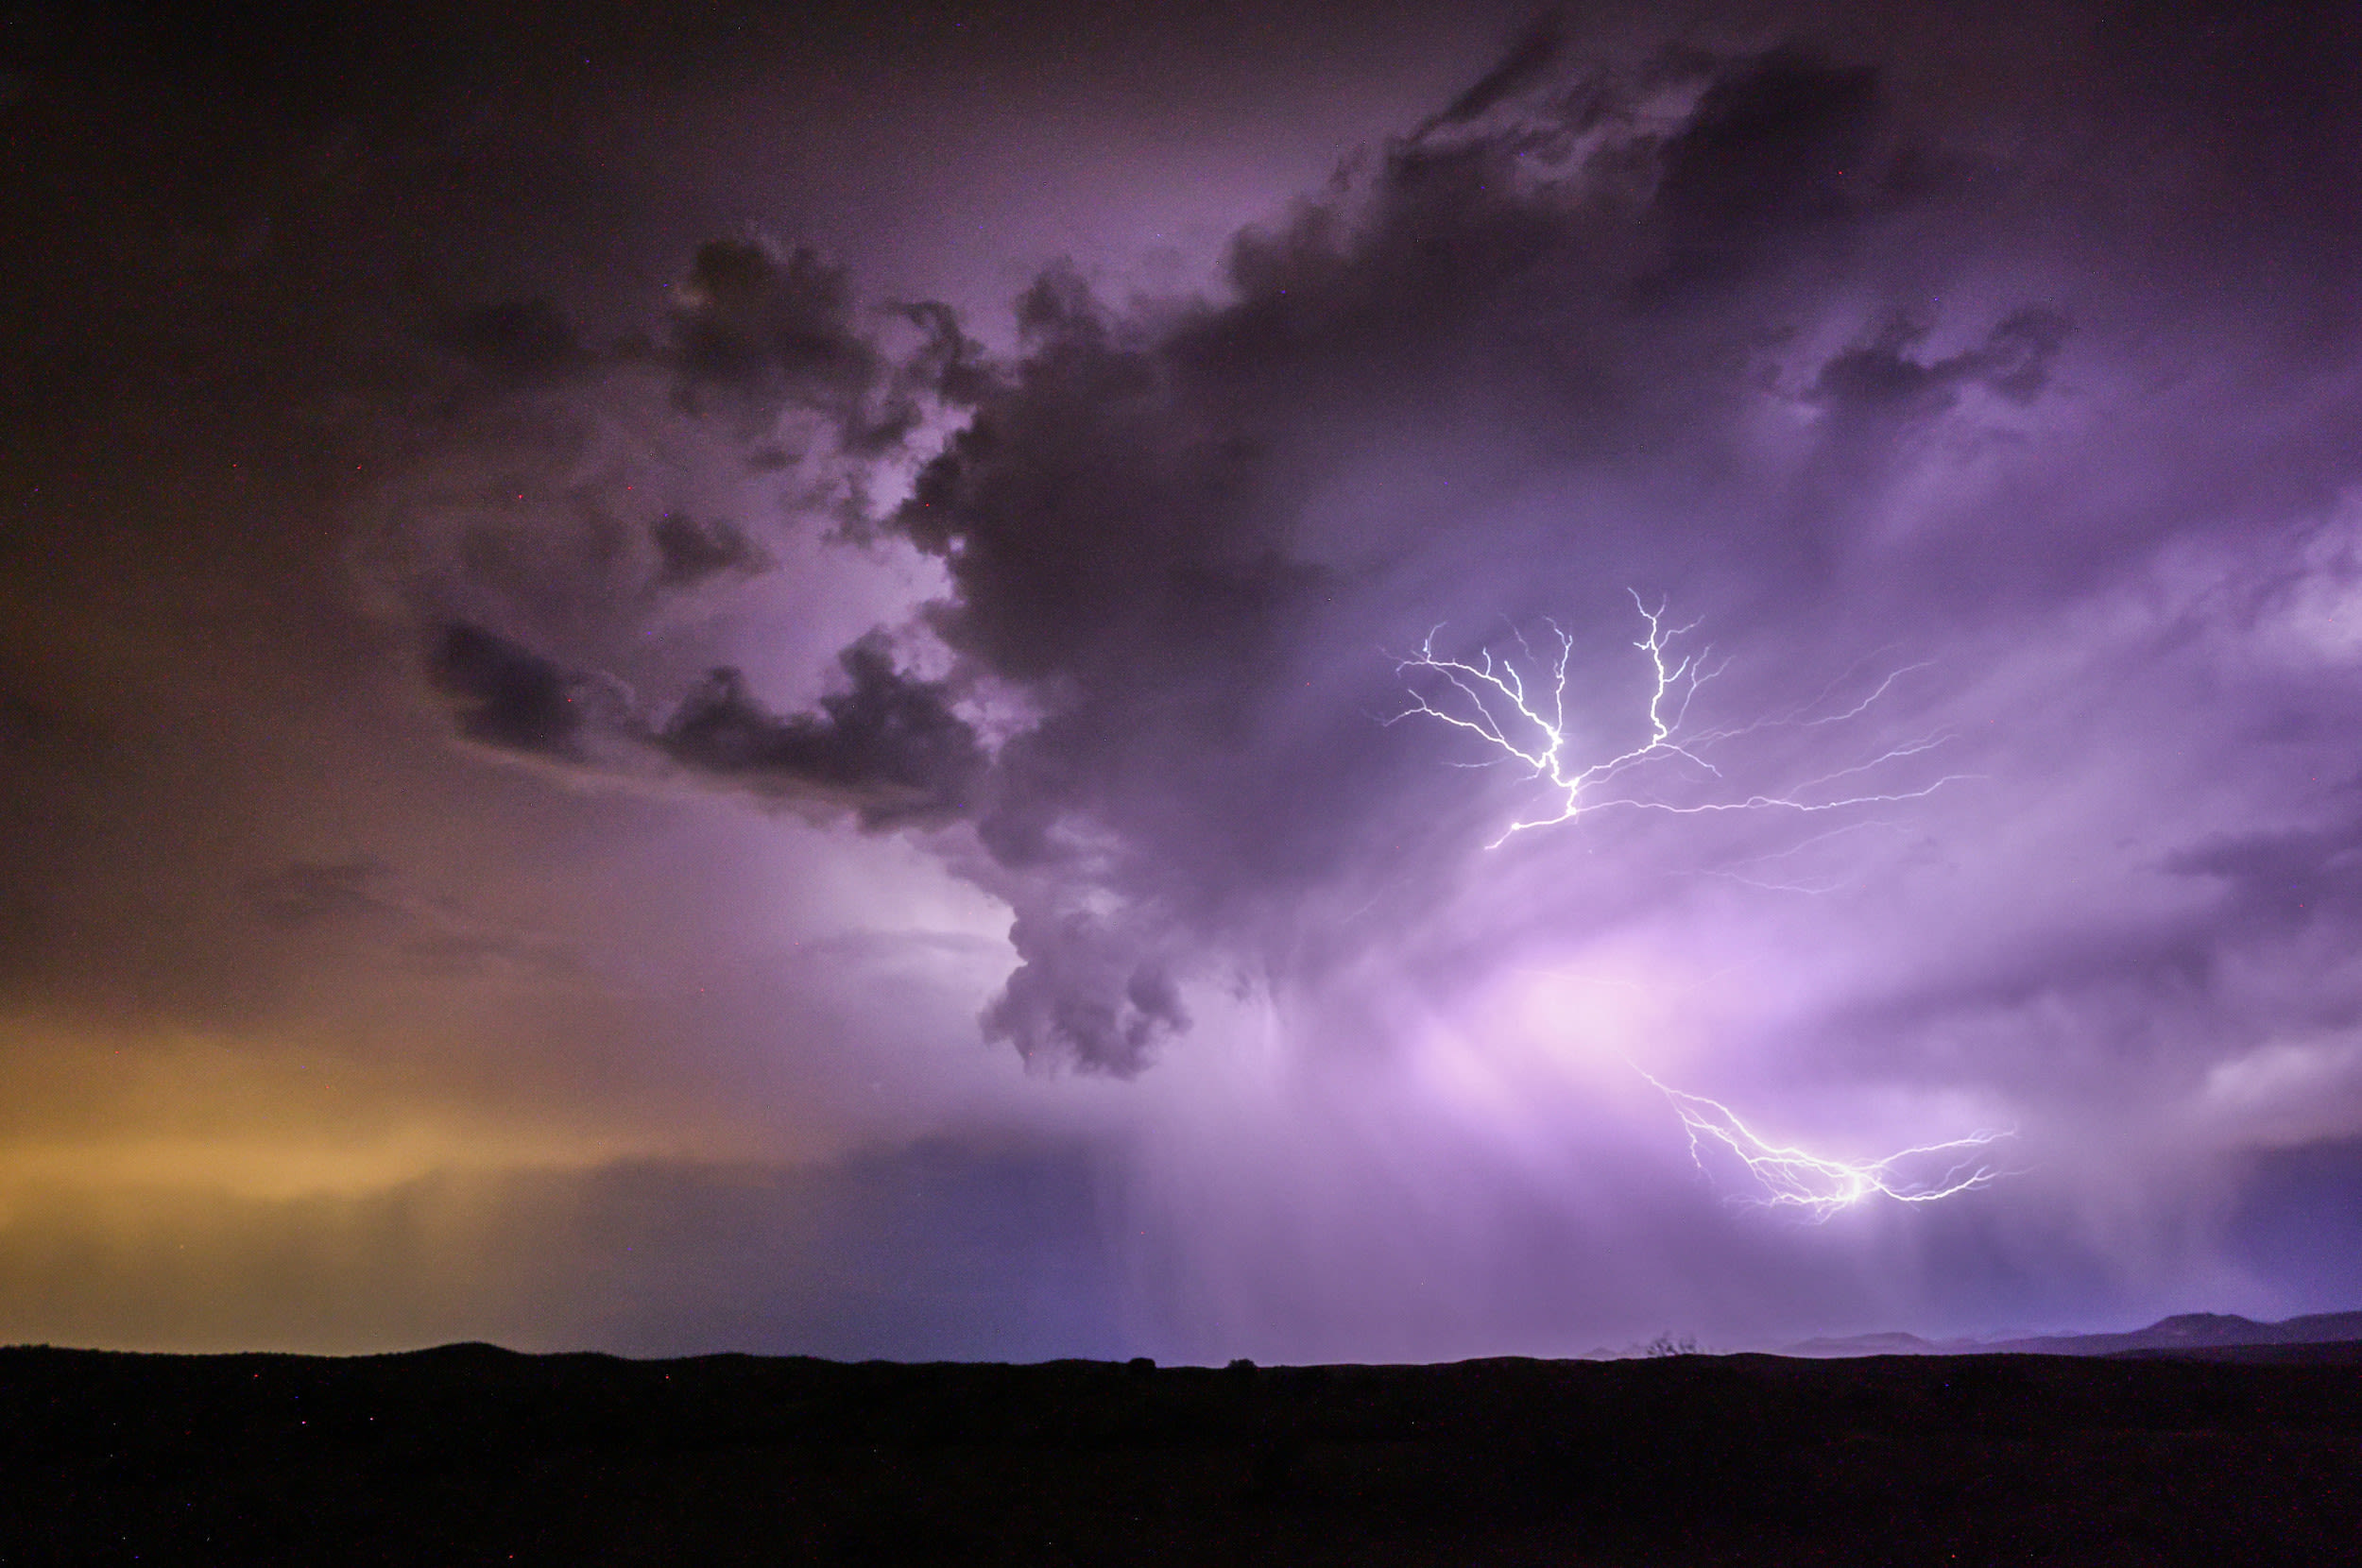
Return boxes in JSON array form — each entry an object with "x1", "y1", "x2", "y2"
[{"x1": 5, "y1": 1342, "x2": 2359, "y2": 1566}]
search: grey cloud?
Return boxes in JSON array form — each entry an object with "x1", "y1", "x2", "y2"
[
  {"x1": 1649, "y1": 53, "x2": 1882, "y2": 282},
  {"x1": 658, "y1": 634, "x2": 985, "y2": 827},
  {"x1": 1416, "y1": 12, "x2": 1566, "y2": 135},
  {"x1": 421, "y1": 617, "x2": 984, "y2": 831},
  {"x1": 981, "y1": 907, "x2": 1189, "y2": 1075},
  {"x1": 648, "y1": 512, "x2": 767, "y2": 589},
  {"x1": 1812, "y1": 307, "x2": 2073, "y2": 414},
  {"x1": 667, "y1": 238, "x2": 882, "y2": 423},
  {"x1": 428, "y1": 622, "x2": 588, "y2": 758},
  {"x1": 2165, "y1": 817, "x2": 2362, "y2": 934},
  {"x1": 864, "y1": 41, "x2": 2087, "y2": 1069}
]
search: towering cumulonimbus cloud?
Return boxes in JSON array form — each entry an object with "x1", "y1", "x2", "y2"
[
  {"x1": 23, "y1": 0, "x2": 2362, "y2": 1366},
  {"x1": 393, "y1": 15, "x2": 2362, "y2": 1138},
  {"x1": 854, "y1": 45, "x2": 2095, "y2": 1071}
]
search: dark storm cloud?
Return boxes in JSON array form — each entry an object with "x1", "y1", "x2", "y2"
[
  {"x1": 884, "y1": 256, "x2": 1415, "y2": 1063},
  {"x1": 1651, "y1": 53, "x2": 1881, "y2": 265},
  {"x1": 666, "y1": 239, "x2": 886, "y2": 429},
  {"x1": 649, "y1": 512, "x2": 767, "y2": 589},
  {"x1": 428, "y1": 622, "x2": 589, "y2": 758},
  {"x1": 814, "y1": 10, "x2": 2362, "y2": 1113},
  {"x1": 424, "y1": 239, "x2": 966, "y2": 462},
  {"x1": 981, "y1": 913, "x2": 1190, "y2": 1076},
  {"x1": 1413, "y1": 10, "x2": 1566, "y2": 134},
  {"x1": 657, "y1": 635, "x2": 985, "y2": 827},
  {"x1": 421, "y1": 615, "x2": 983, "y2": 828},
  {"x1": 847, "y1": 41, "x2": 2100, "y2": 1069},
  {"x1": 387, "y1": 16, "x2": 2362, "y2": 1105},
  {"x1": 374, "y1": 236, "x2": 1001, "y2": 831},
  {"x1": 894, "y1": 300, "x2": 998, "y2": 409},
  {"x1": 1810, "y1": 307, "x2": 2072, "y2": 414},
  {"x1": 2165, "y1": 817, "x2": 2362, "y2": 934}
]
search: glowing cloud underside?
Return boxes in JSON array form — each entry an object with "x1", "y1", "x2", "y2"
[{"x1": 1396, "y1": 595, "x2": 2012, "y2": 1216}]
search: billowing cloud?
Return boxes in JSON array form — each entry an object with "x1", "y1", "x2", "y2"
[
  {"x1": 429, "y1": 622, "x2": 590, "y2": 758},
  {"x1": 388, "y1": 28, "x2": 2362, "y2": 1125},
  {"x1": 657, "y1": 634, "x2": 984, "y2": 826},
  {"x1": 17, "y1": 1, "x2": 2362, "y2": 1358},
  {"x1": 648, "y1": 511, "x2": 767, "y2": 589},
  {"x1": 421, "y1": 617, "x2": 983, "y2": 827},
  {"x1": 1810, "y1": 306, "x2": 2072, "y2": 414},
  {"x1": 845, "y1": 45, "x2": 2087, "y2": 1070},
  {"x1": 666, "y1": 240, "x2": 885, "y2": 428}
]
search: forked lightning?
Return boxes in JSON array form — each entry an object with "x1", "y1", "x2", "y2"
[{"x1": 1396, "y1": 595, "x2": 2011, "y2": 1214}]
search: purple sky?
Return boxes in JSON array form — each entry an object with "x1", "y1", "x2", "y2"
[{"x1": 5, "y1": 0, "x2": 2361, "y2": 1360}]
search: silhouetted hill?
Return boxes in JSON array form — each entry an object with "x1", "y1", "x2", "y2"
[
  {"x1": 4, "y1": 1340, "x2": 2360, "y2": 1563},
  {"x1": 1992, "y1": 1309, "x2": 2362, "y2": 1356},
  {"x1": 1781, "y1": 1329, "x2": 1968, "y2": 1357},
  {"x1": 1783, "y1": 1308, "x2": 2362, "y2": 1359}
]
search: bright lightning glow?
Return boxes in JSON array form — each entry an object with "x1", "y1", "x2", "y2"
[
  {"x1": 1391, "y1": 590, "x2": 1971, "y2": 849},
  {"x1": 1638, "y1": 1068, "x2": 2013, "y2": 1220},
  {"x1": 1395, "y1": 594, "x2": 2013, "y2": 1213}
]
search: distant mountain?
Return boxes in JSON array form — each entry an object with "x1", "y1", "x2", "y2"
[
  {"x1": 1782, "y1": 1309, "x2": 2362, "y2": 1359},
  {"x1": 1985, "y1": 1310, "x2": 2362, "y2": 1357}
]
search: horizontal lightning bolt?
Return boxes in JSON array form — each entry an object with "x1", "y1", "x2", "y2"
[{"x1": 1637, "y1": 1067, "x2": 2014, "y2": 1220}]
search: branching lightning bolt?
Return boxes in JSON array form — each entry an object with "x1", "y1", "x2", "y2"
[
  {"x1": 1637, "y1": 1067, "x2": 2012, "y2": 1221},
  {"x1": 1394, "y1": 593, "x2": 2013, "y2": 1214},
  {"x1": 1389, "y1": 589, "x2": 1972, "y2": 850}
]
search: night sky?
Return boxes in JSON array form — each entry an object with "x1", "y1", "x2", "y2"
[{"x1": 6, "y1": 0, "x2": 2362, "y2": 1362}]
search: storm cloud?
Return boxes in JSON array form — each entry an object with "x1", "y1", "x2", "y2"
[
  {"x1": 658, "y1": 635, "x2": 984, "y2": 827},
  {"x1": 834, "y1": 45, "x2": 2100, "y2": 1070},
  {"x1": 398, "y1": 23, "x2": 2362, "y2": 1133},
  {"x1": 10, "y1": 0, "x2": 2362, "y2": 1360}
]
